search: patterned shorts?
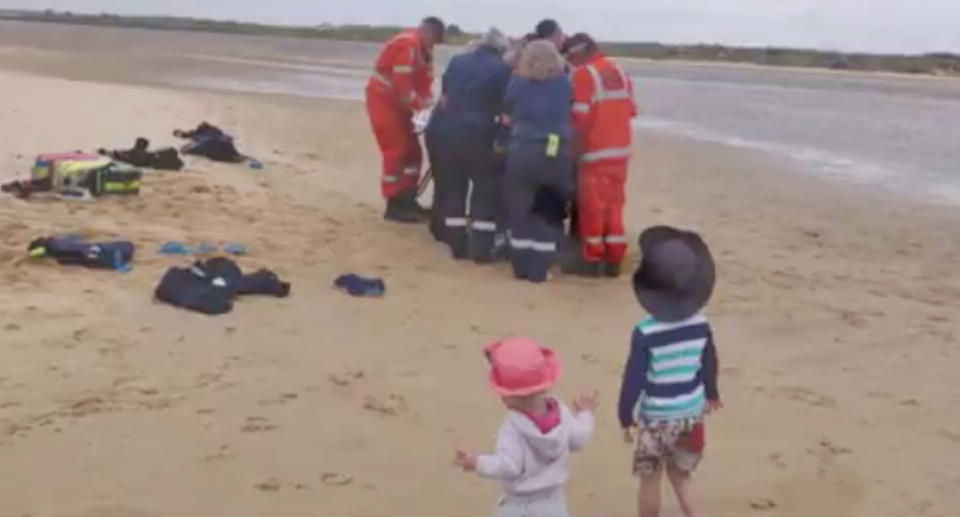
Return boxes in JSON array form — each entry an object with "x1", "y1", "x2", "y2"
[{"x1": 633, "y1": 418, "x2": 704, "y2": 477}]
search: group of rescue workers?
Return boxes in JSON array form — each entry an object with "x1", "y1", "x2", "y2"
[{"x1": 365, "y1": 17, "x2": 636, "y2": 283}]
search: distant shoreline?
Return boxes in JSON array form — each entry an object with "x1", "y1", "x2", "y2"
[{"x1": 1, "y1": 9, "x2": 958, "y2": 77}]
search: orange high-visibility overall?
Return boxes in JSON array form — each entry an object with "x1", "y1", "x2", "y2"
[
  {"x1": 365, "y1": 31, "x2": 435, "y2": 199},
  {"x1": 570, "y1": 52, "x2": 637, "y2": 264}
]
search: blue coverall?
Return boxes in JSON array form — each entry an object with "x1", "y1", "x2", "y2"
[
  {"x1": 503, "y1": 74, "x2": 574, "y2": 283},
  {"x1": 434, "y1": 45, "x2": 511, "y2": 262}
]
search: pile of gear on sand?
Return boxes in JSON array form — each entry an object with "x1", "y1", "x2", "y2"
[
  {"x1": 1, "y1": 122, "x2": 257, "y2": 200},
  {"x1": 7, "y1": 123, "x2": 291, "y2": 316}
]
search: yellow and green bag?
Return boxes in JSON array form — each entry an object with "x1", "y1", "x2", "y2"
[{"x1": 30, "y1": 153, "x2": 141, "y2": 197}]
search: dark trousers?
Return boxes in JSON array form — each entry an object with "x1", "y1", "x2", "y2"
[
  {"x1": 436, "y1": 128, "x2": 501, "y2": 262},
  {"x1": 425, "y1": 122, "x2": 446, "y2": 241},
  {"x1": 504, "y1": 141, "x2": 573, "y2": 283}
]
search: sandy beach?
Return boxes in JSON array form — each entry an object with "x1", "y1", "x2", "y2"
[{"x1": 1, "y1": 24, "x2": 959, "y2": 517}]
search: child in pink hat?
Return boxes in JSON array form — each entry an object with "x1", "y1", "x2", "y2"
[{"x1": 454, "y1": 338, "x2": 597, "y2": 517}]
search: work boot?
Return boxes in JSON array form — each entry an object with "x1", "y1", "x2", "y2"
[
  {"x1": 604, "y1": 262, "x2": 622, "y2": 278},
  {"x1": 398, "y1": 192, "x2": 430, "y2": 218},
  {"x1": 413, "y1": 200, "x2": 431, "y2": 218},
  {"x1": 562, "y1": 256, "x2": 603, "y2": 278},
  {"x1": 383, "y1": 196, "x2": 422, "y2": 224},
  {"x1": 400, "y1": 192, "x2": 430, "y2": 220}
]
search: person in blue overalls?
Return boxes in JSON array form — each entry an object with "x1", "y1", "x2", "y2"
[
  {"x1": 502, "y1": 40, "x2": 574, "y2": 283},
  {"x1": 433, "y1": 29, "x2": 512, "y2": 262},
  {"x1": 426, "y1": 101, "x2": 451, "y2": 242}
]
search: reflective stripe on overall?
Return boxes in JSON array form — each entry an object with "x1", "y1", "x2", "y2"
[{"x1": 576, "y1": 63, "x2": 633, "y2": 164}]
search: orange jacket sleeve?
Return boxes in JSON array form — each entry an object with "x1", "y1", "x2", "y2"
[
  {"x1": 571, "y1": 67, "x2": 595, "y2": 151},
  {"x1": 413, "y1": 55, "x2": 435, "y2": 110},
  {"x1": 390, "y1": 39, "x2": 419, "y2": 110}
]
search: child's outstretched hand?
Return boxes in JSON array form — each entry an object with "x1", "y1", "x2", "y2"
[
  {"x1": 706, "y1": 399, "x2": 724, "y2": 414},
  {"x1": 573, "y1": 391, "x2": 599, "y2": 413},
  {"x1": 454, "y1": 449, "x2": 477, "y2": 472}
]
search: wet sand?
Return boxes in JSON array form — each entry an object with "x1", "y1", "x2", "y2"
[{"x1": 1, "y1": 25, "x2": 959, "y2": 517}]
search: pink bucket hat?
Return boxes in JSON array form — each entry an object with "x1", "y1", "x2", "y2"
[{"x1": 485, "y1": 338, "x2": 561, "y2": 397}]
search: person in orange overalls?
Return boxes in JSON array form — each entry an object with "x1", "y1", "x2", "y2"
[
  {"x1": 366, "y1": 17, "x2": 445, "y2": 223},
  {"x1": 563, "y1": 33, "x2": 638, "y2": 278}
]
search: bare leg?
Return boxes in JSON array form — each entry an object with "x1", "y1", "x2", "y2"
[
  {"x1": 639, "y1": 466, "x2": 663, "y2": 517},
  {"x1": 667, "y1": 462, "x2": 698, "y2": 517}
]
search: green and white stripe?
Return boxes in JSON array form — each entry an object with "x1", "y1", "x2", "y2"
[
  {"x1": 638, "y1": 386, "x2": 706, "y2": 421},
  {"x1": 647, "y1": 338, "x2": 707, "y2": 384}
]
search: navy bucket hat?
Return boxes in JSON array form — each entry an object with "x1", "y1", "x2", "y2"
[{"x1": 632, "y1": 226, "x2": 716, "y2": 322}]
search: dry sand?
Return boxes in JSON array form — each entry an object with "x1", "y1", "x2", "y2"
[{"x1": 0, "y1": 40, "x2": 959, "y2": 517}]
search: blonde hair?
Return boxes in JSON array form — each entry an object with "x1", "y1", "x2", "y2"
[{"x1": 514, "y1": 40, "x2": 565, "y2": 81}]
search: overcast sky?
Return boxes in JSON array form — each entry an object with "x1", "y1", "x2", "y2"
[{"x1": 2, "y1": 0, "x2": 958, "y2": 53}]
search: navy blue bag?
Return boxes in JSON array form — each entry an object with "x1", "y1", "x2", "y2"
[
  {"x1": 28, "y1": 236, "x2": 134, "y2": 271},
  {"x1": 155, "y1": 258, "x2": 290, "y2": 315},
  {"x1": 174, "y1": 123, "x2": 245, "y2": 163}
]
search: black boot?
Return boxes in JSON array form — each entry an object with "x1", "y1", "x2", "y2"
[
  {"x1": 384, "y1": 195, "x2": 423, "y2": 224},
  {"x1": 411, "y1": 199, "x2": 431, "y2": 218},
  {"x1": 399, "y1": 192, "x2": 429, "y2": 221},
  {"x1": 562, "y1": 256, "x2": 603, "y2": 278},
  {"x1": 604, "y1": 262, "x2": 622, "y2": 278}
]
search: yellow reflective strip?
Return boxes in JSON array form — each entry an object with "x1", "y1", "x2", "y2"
[
  {"x1": 104, "y1": 180, "x2": 140, "y2": 191},
  {"x1": 545, "y1": 133, "x2": 560, "y2": 157}
]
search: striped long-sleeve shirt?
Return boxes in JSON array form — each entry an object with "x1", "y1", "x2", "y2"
[{"x1": 617, "y1": 314, "x2": 720, "y2": 428}]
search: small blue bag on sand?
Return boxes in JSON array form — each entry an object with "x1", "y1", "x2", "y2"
[
  {"x1": 223, "y1": 243, "x2": 247, "y2": 256},
  {"x1": 334, "y1": 274, "x2": 385, "y2": 298},
  {"x1": 158, "y1": 241, "x2": 190, "y2": 255}
]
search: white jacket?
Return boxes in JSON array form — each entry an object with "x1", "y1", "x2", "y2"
[{"x1": 476, "y1": 403, "x2": 595, "y2": 496}]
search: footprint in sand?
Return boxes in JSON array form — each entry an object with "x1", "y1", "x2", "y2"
[
  {"x1": 328, "y1": 370, "x2": 365, "y2": 388},
  {"x1": 321, "y1": 473, "x2": 354, "y2": 487},
  {"x1": 767, "y1": 452, "x2": 788, "y2": 469},
  {"x1": 807, "y1": 438, "x2": 853, "y2": 474},
  {"x1": 720, "y1": 366, "x2": 741, "y2": 376},
  {"x1": 817, "y1": 438, "x2": 852, "y2": 456},
  {"x1": 255, "y1": 478, "x2": 310, "y2": 492},
  {"x1": 241, "y1": 416, "x2": 277, "y2": 433},
  {"x1": 258, "y1": 393, "x2": 300, "y2": 406},
  {"x1": 362, "y1": 394, "x2": 407, "y2": 418},
  {"x1": 835, "y1": 309, "x2": 870, "y2": 329},
  {"x1": 194, "y1": 372, "x2": 224, "y2": 389},
  {"x1": 749, "y1": 498, "x2": 778, "y2": 511},
  {"x1": 204, "y1": 444, "x2": 235, "y2": 462},
  {"x1": 255, "y1": 478, "x2": 282, "y2": 492},
  {"x1": 775, "y1": 386, "x2": 837, "y2": 408}
]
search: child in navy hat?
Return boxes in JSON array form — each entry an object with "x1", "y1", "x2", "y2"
[{"x1": 617, "y1": 226, "x2": 722, "y2": 517}]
